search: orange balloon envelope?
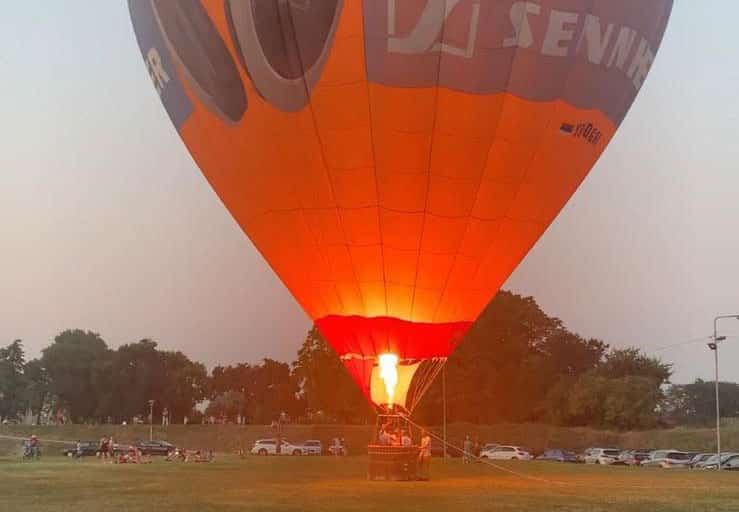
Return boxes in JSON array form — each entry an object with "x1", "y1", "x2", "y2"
[{"x1": 129, "y1": 0, "x2": 672, "y2": 412}]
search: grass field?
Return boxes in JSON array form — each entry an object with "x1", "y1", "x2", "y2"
[{"x1": 1, "y1": 455, "x2": 738, "y2": 512}]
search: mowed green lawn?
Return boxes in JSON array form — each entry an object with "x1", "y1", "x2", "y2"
[{"x1": 1, "y1": 455, "x2": 737, "y2": 512}]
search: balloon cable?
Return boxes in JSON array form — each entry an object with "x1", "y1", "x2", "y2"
[{"x1": 400, "y1": 414, "x2": 568, "y2": 485}]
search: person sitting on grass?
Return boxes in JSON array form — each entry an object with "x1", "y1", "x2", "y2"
[
  {"x1": 115, "y1": 446, "x2": 151, "y2": 464},
  {"x1": 188, "y1": 449, "x2": 214, "y2": 463},
  {"x1": 25, "y1": 435, "x2": 41, "y2": 458},
  {"x1": 167, "y1": 447, "x2": 187, "y2": 462},
  {"x1": 184, "y1": 449, "x2": 198, "y2": 463}
]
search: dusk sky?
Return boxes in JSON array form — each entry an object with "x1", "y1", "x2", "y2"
[{"x1": 2, "y1": 1, "x2": 738, "y2": 384}]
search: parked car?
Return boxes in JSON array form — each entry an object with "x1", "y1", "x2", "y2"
[
  {"x1": 719, "y1": 454, "x2": 739, "y2": 470},
  {"x1": 536, "y1": 449, "x2": 579, "y2": 463},
  {"x1": 690, "y1": 453, "x2": 716, "y2": 469},
  {"x1": 685, "y1": 451, "x2": 700, "y2": 459},
  {"x1": 429, "y1": 438, "x2": 445, "y2": 457},
  {"x1": 694, "y1": 453, "x2": 723, "y2": 469},
  {"x1": 135, "y1": 440, "x2": 176, "y2": 456},
  {"x1": 618, "y1": 449, "x2": 653, "y2": 466},
  {"x1": 251, "y1": 438, "x2": 304, "y2": 456},
  {"x1": 641, "y1": 450, "x2": 692, "y2": 468},
  {"x1": 300, "y1": 440, "x2": 322, "y2": 455},
  {"x1": 583, "y1": 448, "x2": 622, "y2": 465},
  {"x1": 698, "y1": 453, "x2": 739, "y2": 470},
  {"x1": 689, "y1": 453, "x2": 714, "y2": 468},
  {"x1": 62, "y1": 441, "x2": 99, "y2": 458},
  {"x1": 481, "y1": 443, "x2": 499, "y2": 454},
  {"x1": 480, "y1": 445, "x2": 532, "y2": 461}
]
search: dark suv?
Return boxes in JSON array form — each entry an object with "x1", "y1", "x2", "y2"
[
  {"x1": 62, "y1": 441, "x2": 99, "y2": 457},
  {"x1": 135, "y1": 440, "x2": 176, "y2": 455}
]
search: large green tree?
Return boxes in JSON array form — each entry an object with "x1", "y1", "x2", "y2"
[
  {"x1": 208, "y1": 359, "x2": 304, "y2": 423},
  {"x1": 0, "y1": 340, "x2": 27, "y2": 421},
  {"x1": 415, "y1": 291, "x2": 608, "y2": 424},
  {"x1": 108, "y1": 339, "x2": 166, "y2": 422},
  {"x1": 598, "y1": 348, "x2": 672, "y2": 385},
  {"x1": 205, "y1": 390, "x2": 246, "y2": 421},
  {"x1": 210, "y1": 363, "x2": 253, "y2": 399},
  {"x1": 21, "y1": 359, "x2": 50, "y2": 424},
  {"x1": 161, "y1": 350, "x2": 208, "y2": 423},
  {"x1": 103, "y1": 340, "x2": 207, "y2": 423},
  {"x1": 245, "y1": 359, "x2": 302, "y2": 423},
  {"x1": 545, "y1": 348, "x2": 671, "y2": 429},
  {"x1": 40, "y1": 330, "x2": 111, "y2": 422},
  {"x1": 663, "y1": 379, "x2": 739, "y2": 425}
]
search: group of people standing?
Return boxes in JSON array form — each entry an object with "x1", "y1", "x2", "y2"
[
  {"x1": 377, "y1": 423, "x2": 413, "y2": 447},
  {"x1": 462, "y1": 435, "x2": 482, "y2": 463},
  {"x1": 96, "y1": 436, "x2": 115, "y2": 460}
]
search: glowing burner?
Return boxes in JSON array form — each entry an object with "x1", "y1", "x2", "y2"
[{"x1": 378, "y1": 353, "x2": 399, "y2": 406}]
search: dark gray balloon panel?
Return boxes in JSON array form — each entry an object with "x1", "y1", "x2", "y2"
[
  {"x1": 129, "y1": 0, "x2": 673, "y2": 125},
  {"x1": 363, "y1": 0, "x2": 673, "y2": 125}
]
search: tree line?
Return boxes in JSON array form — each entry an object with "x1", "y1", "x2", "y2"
[{"x1": 0, "y1": 291, "x2": 732, "y2": 430}]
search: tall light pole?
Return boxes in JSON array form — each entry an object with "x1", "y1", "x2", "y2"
[
  {"x1": 442, "y1": 365, "x2": 447, "y2": 459},
  {"x1": 148, "y1": 400, "x2": 155, "y2": 442},
  {"x1": 710, "y1": 315, "x2": 739, "y2": 470}
]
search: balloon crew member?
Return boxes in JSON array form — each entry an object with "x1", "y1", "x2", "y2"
[
  {"x1": 463, "y1": 435, "x2": 473, "y2": 464},
  {"x1": 418, "y1": 429, "x2": 431, "y2": 480},
  {"x1": 98, "y1": 437, "x2": 109, "y2": 460}
]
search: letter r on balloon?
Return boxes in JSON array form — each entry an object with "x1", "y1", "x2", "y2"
[{"x1": 386, "y1": 0, "x2": 480, "y2": 58}]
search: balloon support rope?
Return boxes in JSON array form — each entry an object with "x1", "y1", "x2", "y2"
[
  {"x1": 401, "y1": 416, "x2": 713, "y2": 491},
  {"x1": 400, "y1": 414, "x2": 568, "y2": 486}
]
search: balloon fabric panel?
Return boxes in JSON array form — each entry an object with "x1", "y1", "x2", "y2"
[{"x1": 129, "y1": 0, "x2": 673, "y2": 411}]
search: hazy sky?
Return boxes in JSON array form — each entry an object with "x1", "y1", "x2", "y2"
[{"x1": 1, "y1": 1, "x2": 738, "y2": 384}]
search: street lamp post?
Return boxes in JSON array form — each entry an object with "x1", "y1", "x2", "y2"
[
  {"x1": 442, "y1": 365, "x2": 447, "y2": 459},
  {"x1": 148, "y1": 400, "x2": 155, "y2": 442},
  {"x1": 710, "y1": 315, "x2": 739, "y2": 470}
]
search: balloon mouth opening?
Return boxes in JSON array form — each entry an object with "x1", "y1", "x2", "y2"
[{"x1": 317, "y1": 315, "x2": 472, "y2": 413}]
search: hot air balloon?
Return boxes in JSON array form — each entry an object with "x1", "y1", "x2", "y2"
[{"x1": 129, "y1": 0, "x2": 672, "y2": 415}]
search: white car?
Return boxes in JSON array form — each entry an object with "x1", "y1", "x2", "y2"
[
  {"x1": 300, "y1": 440, "x2": 323, "y2": 456},
  {"x1": 481, "y1": 443, "x2": 499, "y2": 453},
  {"x1": 583, "y1": 448, "x2": 622, "y2": 465},
  {"x1": 479, "y1": 445, "x2": 532, "y2": 460},
  {"x1": 251, "y1": 438, "x2": 304, "y2": 456},
  {"x1": 641, "y1": 450, "x2": 692, "y2": 469}
]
